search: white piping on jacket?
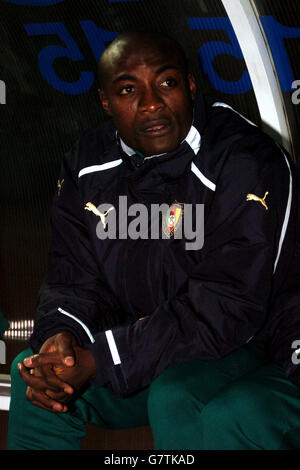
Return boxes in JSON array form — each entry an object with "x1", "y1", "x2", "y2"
[
  {"x1": 105, "y1": 330, "x2": 121, "y2": 365},
  {"x1": 120, "y1": 125, "x2": 201, "y2": 159},
  {"x1": 273, "y1": 153, "x2": 293, "y2": 273},
  {"x1": 58, "y1": 307, "x2": 95, "y2": 343},
  {"x1": 212, "y1": 101, "x2": 257, "y2": 127},
  {"x1": 191, "y1": 162, "x2": 216, "y2": 192},
  {"x1": 185, "y1": 125, "x2": 201, "y2": 155},
  {"x1": 78, "y1": 159, "x2": 123, "y2": 178},
  {"x1": 213, "y1": 102, "x2": 293, "y2": 272}
]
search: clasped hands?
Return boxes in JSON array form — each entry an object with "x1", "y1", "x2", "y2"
[{"x1": 18, "y1": 331, "x2": 96, "y2": 413}]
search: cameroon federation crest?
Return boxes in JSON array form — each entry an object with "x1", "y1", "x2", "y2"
[{"x1": 162, "y1": 201, "x2": 184, "y2": 238}]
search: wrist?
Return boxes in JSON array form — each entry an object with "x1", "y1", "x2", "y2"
[{"x1": 80, "y1": 347, "x2": 97, "y2": 380}]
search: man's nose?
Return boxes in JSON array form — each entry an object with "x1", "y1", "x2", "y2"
[{"x1": 138, "y1": 86, "x2": 164, "y2": 113}]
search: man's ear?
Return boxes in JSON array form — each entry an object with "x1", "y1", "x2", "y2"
[
  {"x1": 187, "y1": 74, "x2": 197, "y2": 101},
  {"x1": 98, "y1": 89, "x2": 112, "y2": 116}
]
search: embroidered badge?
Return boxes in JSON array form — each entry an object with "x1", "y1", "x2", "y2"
[
  {"x1": 246, "y1": 191, "x2": 269, "y2": 211},
  {"x1": 57, "y1": 178, "x2": 64, "y2": 196},
  {"x1": 84, "y1": 202, "x2": 114, "y2": 230},
  {"x1": 162, "y1": 201, "x2": 184, "y2": 238}
]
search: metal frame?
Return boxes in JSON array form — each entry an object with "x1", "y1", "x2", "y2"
[
  {"x1": 221, "y1": 0, "x2": 293, "y2": 155},
  {"x1": 0, "y1": 375, "x2": 11, "y2": 411}
]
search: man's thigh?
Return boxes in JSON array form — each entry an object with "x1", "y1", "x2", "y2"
[
  {"x1": 198, "y1": 362, "x2": 300, "y2": 449},
  {"x1": 149, "y1": 341, "x2": 268, "y2": 409},
  {"x1": 76, "y1": 382, "x2": 149, "y2": 430},
  {"x1": 8, "y1": 342, "x2": 278, "y2": 450},
  {"x1": 147, "y1": 342, "x2": 269, "y2": 449},
  {"x1": 7, "y1": 349, "x2": 149, "y2": 450}
]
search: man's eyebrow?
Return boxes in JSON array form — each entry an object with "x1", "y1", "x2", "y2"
[
  {"x1": 112, "y1": 73, "x2": 137, "y2": 84},
  {"x1": 112, "y1": 65, "x2": 182, "y2": 84},
  {"x1": 155, "y1": 64, "x2": 182, "y2": 75}
]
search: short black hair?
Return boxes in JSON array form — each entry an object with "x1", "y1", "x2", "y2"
[{"x1": 98, "y1": 31, "x2": 189, "y2": 90}]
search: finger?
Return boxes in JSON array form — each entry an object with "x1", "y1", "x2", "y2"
[
  {"x1": 27, "y1": 386, "x2": 68, "y2": 413},
  {"x1": 45, "y1": 389, "x2": 66, "y2": 400},
  {"x1": 23, "y1": 360, "x2": 74, "y2": 395},
  {"x1": 56, "y1": 332, "x2": 76, "y2": 367},
  {"x1": 18, "y1": 363, "x2": 71, "y2": 393},
  {"x1": 23, "y1": 352, "x2": 62, "y2": 369},
  {"x1": 34, "y1": 365, "x2": 74, "y2": 398},
  {"x1": 31, "y1": 400, "x2": 62, "y2": 413},
  {"x1": 26, "y1": 386, "x2": 57, "y2": 412},
  {"x1": 31, "y1": 400, "x2": 68, "y2": 413},
  {"x1": 31, "y1": 395, "x2": 68, "y2": 413},
  {"x1": 42, "y1": 368, "x2": 74, "y2": 395},
  {"x1": 43, "y1": 373, "x2": 74, "y2": 395},
  {"x1": 45, "y1": 389, "x2": 73, "y2": 403}
]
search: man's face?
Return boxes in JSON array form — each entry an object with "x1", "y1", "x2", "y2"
[{"x1": 99, "y1": 40, "x2": 196, "y2": 157}]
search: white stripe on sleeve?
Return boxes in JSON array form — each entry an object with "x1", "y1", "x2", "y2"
[
  {"x1": 105, "y1": 330, "x2": 121, "y2": 365},
  {"x1": 58, "y1": 307, "x2": 95, "y2": 343}
]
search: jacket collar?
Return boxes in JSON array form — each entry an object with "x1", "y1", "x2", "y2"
[{"x1": 119, "y1": 124, "x2": 201, "y2": 160}]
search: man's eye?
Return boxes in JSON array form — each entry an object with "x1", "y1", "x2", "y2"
[
  {"x1": 120, "y1": 85, "x2": 134, "y2": 95},
  {"x1": 161, "y1": 78, "x2": 176, "y2": 87}
]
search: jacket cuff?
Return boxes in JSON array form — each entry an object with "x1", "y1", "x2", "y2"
[
  {"x1": 29, "y1": 308, "x2": 95, "y2": 353},
  {"x1": 85, "y1": 328, "x2": 130, "y2": 396}
]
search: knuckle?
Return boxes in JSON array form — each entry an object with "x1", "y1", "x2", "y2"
[
  {"x1": 25, "y1": 387, "x2": 32, "y2": 401},
  {"x1": 23, "y1": 376, "x2": 32, "y2": 387}
]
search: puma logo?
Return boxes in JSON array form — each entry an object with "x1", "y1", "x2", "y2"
[
  {"x1": 84, "y1": 202, "x2": 114, "y2": 229},
  {"x1": 246, "y1": 191, "x2": 269, "y2": 211},
  {"x1": 57, "y1": 178, "x2": 64, "y2": 196}
]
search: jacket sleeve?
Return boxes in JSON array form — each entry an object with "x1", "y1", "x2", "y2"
[
  {"x1": 266, "y1": 161, "x2": 300, "y2": 386},
  {"x1": 87, "y1": 137, "x2": 296, "y2": 396},
  {"x1": 29, "y1": 150, "x2": 125, "y2": 354}
]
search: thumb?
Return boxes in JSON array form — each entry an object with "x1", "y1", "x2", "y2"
[{"x1": 56, "y1": 332, "x2": 77, "y2": 367}]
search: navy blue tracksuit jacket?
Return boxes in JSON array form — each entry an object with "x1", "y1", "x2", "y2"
[{"x1": 30, "y1": 94, "x2": 299, "y2": 397}]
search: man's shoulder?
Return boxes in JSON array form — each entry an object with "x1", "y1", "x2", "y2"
[
  {"x1": 203, "y1": 98, "x2": 288, "y2": 172},
  {"x1": 204, "y1": 98, "x2": 266, "y2": 150},
  {"x1": 64, "y1": 119, "x2": 118, "y2": 177},
  {"x1": 195, "y1": 97, "x2": 292, "y2": 200}
]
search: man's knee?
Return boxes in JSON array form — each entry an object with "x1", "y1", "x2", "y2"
[
  {"x1": 10, "y1": 348, "x2": 32, "y2": 390},
  {"x1": 199, "y1": 381, "x2": 271, "y2": 449},
  {"x1": 11, "y1": 348, "x2": 32, "y2": 374},
  {"x1": 147, "y1": 366, "x2": 205, "y2": 429},
  {"x1": 147, "y1": 370, "x2": 204, "y2": 449}
]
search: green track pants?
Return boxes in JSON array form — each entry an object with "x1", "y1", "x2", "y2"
[{"x1": 7, "y1": 343, "x2": 300, "y2": 450}]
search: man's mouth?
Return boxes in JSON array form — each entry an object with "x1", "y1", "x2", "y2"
[{"x1": 141, "y1": 120, "x2": 172, "y2": 136}]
